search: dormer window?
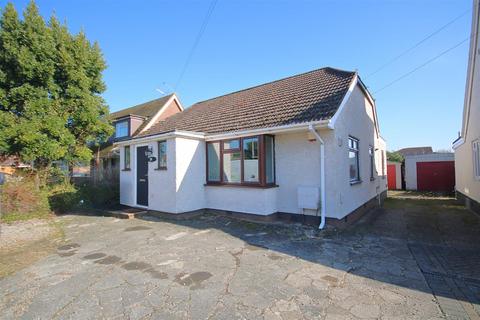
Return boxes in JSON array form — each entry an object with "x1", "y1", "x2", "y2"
[{"x1": 115, "y1": 120, "x2": 129, "y2": 139}]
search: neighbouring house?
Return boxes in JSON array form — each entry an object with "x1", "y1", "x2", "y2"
[
  {"x1": 115, "y1": 67, "x2": 387, "y2": 227},
  {"x1": 0, "y1": 156, "x2": 31, "y2": 176},
  {"x1": 387, "y1": 161, "x2": 402, "y2": 190},
  {"x1": 397, "y1": 146, "x2": 433, "y2": 158},
  {"x1": 453, "y1": 0, "x2": 480, "y2": 213},
  {"x1": 404, "y1": 153, "x2": 455, "y2": 192},
  {"x1": 91, "y1": 93, "x2": 183, "y2": 183}
]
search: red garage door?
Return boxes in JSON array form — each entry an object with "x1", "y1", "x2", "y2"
[
  {"x1": 416, "y1": 161, "x2": 455, "y2": 192},
  {"x1": 387, "y1": 164, "x2": 397, "y2": 190}
]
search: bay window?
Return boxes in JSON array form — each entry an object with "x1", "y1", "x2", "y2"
[
  {"x1": 206, "y1": 135, "x2": 275, "y2": 186},
  {"x1": 207, "y1": 142, "x2": 221, "y2": 181}
]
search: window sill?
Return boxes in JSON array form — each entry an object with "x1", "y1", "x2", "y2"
[
  {"x1": 154, "y1": 167, "x2": 167, "y2": 171},
  {"x1": 204, "y1": 183, "x2": 279, "y2": 189},
  {"x1": 350, "y1": 180, "x2": 362, "y2": 186},
  {"x1": 122, "y1": 168, "x2": 131, "y2": 171}
]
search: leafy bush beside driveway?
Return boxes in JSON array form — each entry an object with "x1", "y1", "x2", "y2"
[{"x1": 1, "y1": 175, "x2": 119, "y2": 223}]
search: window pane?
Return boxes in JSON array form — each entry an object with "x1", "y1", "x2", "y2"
[
  {"x1": 115, "y1": 121, "x2": 129, "y2": 138},
  {"x1": 243, "y1": 137, "x2": 259, "y2": 182},
  {"x1": 382, "y1": 151, "x2": 386, "y2": 176},
  {"x1": 207, "y1": 142, "x2": 220, "y2": 181},
  {"x1": 369, "y1": 146, "x2": 374, "y2": 179},
  {"x1": 223, "y1": 152, "x2": 241, "y2": 182},
  {"x1": 158, "y1": 141, "x2": 167, "y2": 168},
  {"x1": 474, "y1": 141, "x2": 480, "y2": 178},
  {"x1": 124, "y1": 146, "x2": 130, "y2": 169},
  {"x1": 224, "y1": 139, "x2": 240, "y2": 150},
  {"x1": 349, "y1": 150, "x2": 358, "y2": 181},
  {"x1": 265, "y1": 136, "x2": 275, "y2": 184}
]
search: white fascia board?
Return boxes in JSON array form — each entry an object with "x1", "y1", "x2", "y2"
[
  {"x1": 115, "y1": 120, "x2": 332, "y2": 146},
  {"x1": 452, "y1": 137, "x2": 465, "y2": 150},
  {"x1": 204, "y1": 120, "x2": 331, "y2": 141},
  {"x1": 139, "y1": 94, "x2": 185, "y2": 134},
  {"x1": 327, "y1": 73, "x2": 358, "y2": 130},
  {"x1": 114, "y1": 130, "x2": 205, "y2": 146},
  {"x1": 360, "y1": 81, "x2": 381, "y2": 138}
]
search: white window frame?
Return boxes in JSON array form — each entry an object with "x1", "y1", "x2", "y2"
[
  {"x1": 473, "y1": 139, "x2": 480, "y2": 180},
  {"x1": 124, "y1": 145, "x2": 131, "y2": 170},
  {"x1": 369, "y1": 145, "x2": 375, "y2": 181},
  {"x1": 157, "y1": 140, "x2": 167, "y2": 170},
  {"x1": 348, "y1": 136, "x2": 360, "y2": 183}
]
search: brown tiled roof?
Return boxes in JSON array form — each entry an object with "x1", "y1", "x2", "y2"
[
  {"x1": 397, "y1": 147, "x2": 433, "y2": 157},
  {"x1": 110, "y1": 93, "x2": 174, "y2": 121},
  {"x1": 139, "y1": 67, "x2": 356, "y2": 137}
]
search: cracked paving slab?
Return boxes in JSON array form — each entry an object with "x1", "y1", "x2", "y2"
[{"x1": 1, "y1": 196, "x2": 479, "y2": 319}]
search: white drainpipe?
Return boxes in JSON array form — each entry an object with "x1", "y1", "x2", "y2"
[{"x1": 308, "y1": 124, "x2": 326, "y2": 230}]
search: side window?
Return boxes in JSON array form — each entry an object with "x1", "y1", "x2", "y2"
[
  {"x1": 381, "y1": 151, "x2": 386, "y2": 178},
  {"x1": 157, "y1": 141, "x2": 167, "y2": 170},
  {"x1": 369, "y1": 146, "x2": 375, "y2": 180},
  {"x1": 348, "y1": 137, "x2": 360, "y2": 183},
  {"x1": 474, "y1": 140, "x2": 480, "y2": 180},
  {"x1": 124, "y1": 146, "x2": 130, "y2": 170}
]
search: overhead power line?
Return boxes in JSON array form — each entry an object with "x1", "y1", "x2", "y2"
[
  {"x1": 366, "y1": 8, "x2": 471, "y2": 79},
  {"x1": 373, "y1": 36, "x2": 470, "y2": 94},
  {"x1": 175, "y1": 0, "x2": 218, "y2": 90}
]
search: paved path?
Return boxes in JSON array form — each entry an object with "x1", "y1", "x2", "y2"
[{"x1": 0, "y1": 195, "x2": 479, "y2": 319}]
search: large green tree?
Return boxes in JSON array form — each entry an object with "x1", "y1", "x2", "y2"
[{"x1": 0, "y1": 1, "x2": 112, "y2": 176}]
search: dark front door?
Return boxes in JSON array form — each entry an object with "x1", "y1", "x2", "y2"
[{"x1": 136, "y1": 146, "x2": 149, "y2": 206}]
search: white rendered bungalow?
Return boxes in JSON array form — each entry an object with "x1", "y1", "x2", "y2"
[{"x1": 116, "y1": 67, "x2": 387, "y2": 227}]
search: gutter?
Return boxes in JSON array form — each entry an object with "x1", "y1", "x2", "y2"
[
  {"x1": 452, "y1": 137, "x2": 465, "y2": 150},
  {"x1": 308, "y1": 124, "x2": 326, "y2": 230},
  {"x1": 113, "y1": 130, "x2": 205, "y2": 146},
  {"x1": 114, "y1": 120, "x2": 331, "y2": 146},
  {"x1": 205, "y1": 120, "x2": 331, "y2": 141}
]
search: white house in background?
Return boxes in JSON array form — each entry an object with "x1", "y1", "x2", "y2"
[
  {"x1": 453, "y1": 0, "x2": 480, "y2": 214},
  {"x1": 115, "y1": 67, "x2": 387, "y2": 227}
]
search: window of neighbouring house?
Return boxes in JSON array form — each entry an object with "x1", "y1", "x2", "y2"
[
  {"x1": 124, "y1": 146, "x2": 130, "y2": 170},
  {"x1": 474, "y1": 140, "x2": 480, "y2": 180},
  {"x1": 206, "y1": 135, "x2": 275, "y2": 186},
  {"x1": 157, "y1": 141, "x2": 167, "y2": 169},
  {"x1": 369, "y1": 146, "x2": 375, "y2": 180},
  {"x1": 349, "y1": 136, "x2": 360, "y2": 183},
  {"x1": 115, "y1": 121, "x2": 129, "y2": 139}
]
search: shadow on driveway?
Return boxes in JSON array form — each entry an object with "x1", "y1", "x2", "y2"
[{"x1": 135, "y1": 194, "x2": 480, "y2": 317}]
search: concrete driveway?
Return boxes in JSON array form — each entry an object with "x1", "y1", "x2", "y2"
[{"x1": 1, "y1": 193, "x2": 479, "y2": 319}]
